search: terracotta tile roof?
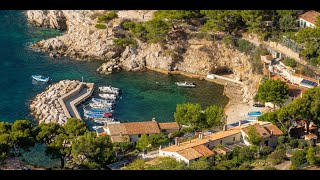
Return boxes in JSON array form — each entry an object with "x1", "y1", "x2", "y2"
[
  {"x1": 305, "y1": 133, "x2": 318, "y2": 140},
  {"x1": 299, "y1": 11, "x2": 320, "y2": 25},
  {"x1": 161, "y1": 128, "x2": 241, "y2": 152},
  {"x1": 106, "y1": 121, "x2": 161, "y2": 136},
  {"x1": 192, "y1": 145, "x2": 214, "y2": 157},
  {"x1": 264, "y1": 124, "x2": 284, "y2": 136},
  {"x1": 212, "y1": 148, "x2": 229, "y2": 155},
  {"x1": 241, "y1": 123, "x2": 271, "y2": 138},
  {"x1": 177, "y1": 148, "x2": 203, "y2": 160},
  {"x1": 110, "y1": 135, "x2": 130, "y2": 143},
  {"x1": 107, "y1": 124, "x2": 127, "y2": 135},
  {"x1": 158, "y1": 122, "x2": 180, "y2": 130}
]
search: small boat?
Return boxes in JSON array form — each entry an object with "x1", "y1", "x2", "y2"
[
  {"x1": 99, "y1": 89, "x2": 120, "y2": 95},
  {"x1": 99, "y1": 86, "x2": 120, "y2": 92},
  {"x1": 84, "y1": 113, "x2": 106, "y2": 119},
  {"x1": 89, "y1": 102, "x2": 113, "y2": 108},
  {"x1": 92, "y1": 98, "x2": 115, "y2": 105},
  {"x1": 94, "y1": 118, "x2": 115, "y2": 124},
  {"x1": 247, "y1": 111, "x2": 262, "y2": 117},
  {"x1": 176, "y1": 81, "x2": 196, "y2": 88},
  {"x1": 31, "y1": 75, "x2": 50, "y2": 82},
  {"x1": 84, "y1": 107, "x2": 113, "y2": 113},
  {"x1": 99, "y1": 94, "x2": 117, "y2": 100}
]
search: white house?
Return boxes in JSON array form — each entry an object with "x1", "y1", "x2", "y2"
[
  {"x1": 159, "y1": 121, "x2": 283, "y2": 165},
  {"x1": 299, "y1": 10, "x2": 320, "y2": 28}
]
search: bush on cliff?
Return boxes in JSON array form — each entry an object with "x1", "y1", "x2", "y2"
[
  {"x1": 97, "y1": 11, "x2": 118, "y2": 23},
  {"x1": 95, "y1": 24, "x2": 107, "y2": 29},
  {"x1": 113, "y1": 38, "x2": 138, "y2": 48}
]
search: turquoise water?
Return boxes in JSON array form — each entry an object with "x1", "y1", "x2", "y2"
[{"x1": 0, "y1": 11, "x2": 228, "y2": 124}]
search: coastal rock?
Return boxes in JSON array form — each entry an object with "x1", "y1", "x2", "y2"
[
  {"x1": 27, "y1": 10, "x2": 67, "y2": 30},
  {"x1": 30, "y1": 80, "x2": 83, "y2": 125}
]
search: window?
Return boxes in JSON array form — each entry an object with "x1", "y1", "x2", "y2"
[
  {"x1": 163, "y1": 153, "x2": 165, "y2": 155},
  {"x1": 233, "y1": 137, "x2": 235, "y2": 141},
  {"x1": 300, "y1": 20, "x2": 303, "y2": 25},
  {"x1": 220, "y1": 140, "x2": 222, "y2": 144}
]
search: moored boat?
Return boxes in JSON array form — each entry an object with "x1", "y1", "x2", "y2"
[
  {"x1": 31, "y1": 75, "x2": 50, "y2": 82},
  {"x1": 99, "y1": 94, "x2": 117, "y2": 100},
  {"x1": 176, "y1": 81, "x2": 196, "y2": 88},
  {"x1": 89, "y1": 102, "x2": 113, "y2": 108},
  {"x1": 92, "y1": 98, "x2": 115, "y2": 105}
]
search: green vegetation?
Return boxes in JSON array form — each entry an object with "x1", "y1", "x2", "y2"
[
  {"x1": 174, "y1": 103, "x2": 224, "y2": 130},
  {"x1": 0, "y1": 119, "x2": 116, "y2": 169},
  {"x1": 290, "y1": 150, "x2": 307, "y2": 167},
  {"x1": 113, "y1": 38, "x2": 138, "y2": 48},
  {"x1": 267, "y1": 149, "x2": 286, "y2": 165},
  {"x1": 71, "y1": 132, "x2": 115, "y2": 169},
  {"x1": 296, "y1": 27, "x2": 320, "y2": 64},
  {"x1": 256, "y1": 79, "x2": 289, "y2": 111},
  {"x1": 306, "y1": 146, "x2": 317, "y2": 165},
  {"x1": 95, "y1": 24, "x2": 107, "y2": 29},
  {"x1": 189, "y1": 157, "x2": 211, "y2": 170},
  {"x1": 283, "y1": 58, "x2": 297, "y2": 67},
  {"x1": 260, "y1": 87, "x2": 320, "y2": 134},
  {"x1": 136, "y1": 133, "x2": 168, "y2": 152},
  {"x1": 245, "y1": 126, "x2": 263, "y2": 146},
  {"x1": 154, "y1": 10, "x2": 200, "y2": 20},
  {"x1": 124, "y1": 157, "x2": 187, "y2": 170},
  {"x1": 144, "y1": 19, "x2": 170, "y2": 43},
  {"x1": 97, "y1": 11, "x2": 118, "y2": 23}
]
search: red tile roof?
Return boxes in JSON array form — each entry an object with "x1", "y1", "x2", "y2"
[
  {"x1": 192, "y1": 145, "x2": 214, "y2": 157},
  {"x1": 158, "y1": 122, "x2": 180, "y2": 130},
  {"x1": 241, "y1": 123, "x2": 271, "y2": 138},
  {"x1": 264, "y1": 124, "x2": 284, "y2": 136},
  {"x1": 299, "y1": 11, "x2": 320, "y2": 25},
  {"x1": 305, "y1": 133, "x2": 318, "y2": 140},
  {"x1": 107, "y1": 121, "x2": 161, "y2": 136}
]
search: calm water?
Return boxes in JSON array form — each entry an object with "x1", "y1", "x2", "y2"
[{"x1": 0, "y1": 11, "x2": 228, "y2": 125}]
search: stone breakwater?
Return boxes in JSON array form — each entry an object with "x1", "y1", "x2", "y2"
[{"x1": 30, "y1": 80, "x2": 81, "y2": 125}]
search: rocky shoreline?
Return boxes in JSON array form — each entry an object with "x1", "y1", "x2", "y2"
[
  {"x1": 30, "y1": 80, "x2": 81, "y2": 125},
  {"x1": 26, "y1": 10, "x2": 262, "y2": 106}
]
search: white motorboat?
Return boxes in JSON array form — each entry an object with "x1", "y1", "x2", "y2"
[
  {"x1": 92, "y1": 98, "x2": 115, "y2": 105},
  {"x1": 31, "y1": 75, "x2": 50, "y2": 82},
  {"x1": 89, "y1": 102, "x2": 113, "y2": 108},
  {"x1": 176, "y1": 81, "x2": 196, "y2": 88},
  {"x1": 99, "y1": 94, "x2": 117, "y2": 100}
]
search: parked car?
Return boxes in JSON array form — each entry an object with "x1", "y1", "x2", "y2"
[{"x1": 253, "y1": 103, "x2": 265, "y2": 107}]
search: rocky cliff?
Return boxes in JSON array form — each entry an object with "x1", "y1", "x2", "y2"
[{"x1": 27, "y1": 10, "x2": 262, "y2": 103}]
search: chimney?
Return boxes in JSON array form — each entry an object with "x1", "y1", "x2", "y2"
[
  {"x1": 175, "y1": 137, "x2": 180, "y2": 146},
  {"x1": 239, "y1": 120, "x2": 242, "y2": 127},
  {"x1": 198, "y1": 132, "x2": 203, "y2": 139},
  {"x1": 223, "y1": 124, "x2": 228, "y2": 131},
  {"x1": 152, "y1": 117, "x2": 156, "y2": 122},
  {"x1": 270, "y1": 130, "x2": 273, "y2": 135}
]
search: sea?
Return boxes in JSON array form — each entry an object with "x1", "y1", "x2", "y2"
[{"x1": 0, "y1": 10, "x2": 229, "y2": 126}]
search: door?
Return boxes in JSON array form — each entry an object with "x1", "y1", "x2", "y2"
[{"x1": 264, "y1": 140, "x2": 269, "y2": 146}]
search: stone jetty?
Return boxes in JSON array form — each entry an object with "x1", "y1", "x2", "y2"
[{"x1": 30, "y1": 80, "x2": 93, "y2": 125}]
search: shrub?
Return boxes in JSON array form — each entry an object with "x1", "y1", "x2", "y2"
[
  {"x1": 290, "y1": 150, "x2": 307, "y2": 167},
  {"x1": 168, "y1": 130, "x2": 184, "y2": 139},
  {"x1": 283, "y1": 58, "x2": 297, "y2": 67},
  {"x1": 113, "y1": 38, "x2": 138, "y2": 48},
  {"x1": 122, "y1": 21, "x2": 136, "y2": 30},
  {"x1": 289, "y1": 139, "x2": 299, "y2": 148},
  {"x1": 277, "y1": 136, "x2": 288, "y2": 145},
  {"x1": 267, "y1": 149, "x2": 286, "y2": 165},
  {"x1": 298, "y1": 140, "x2": 308, "y2": 149},
  {"x1": 95, "y1": 24, "x2": 106, "y2": 29},
  {"x1": 238, "y1": 161, "x2": 252, "y2": 170},
  {"x1": 97, "y1": 11, "x2": 118, "y2": 23},
  {"x1": 222, "y1": 34, "x2": 234, "y2": 47},
  {"x1": 264, "y1": 166, "x2": 277, "y2": 170},
  {"x1": 144, "y1": 19, "x2": 170, "y2": 43},
  {"x1": 260, "y1": 145, "x2": 273, "y2": 157},
  {"x1": 235, "y1": 39, "x2": 254, "y2": 54}
]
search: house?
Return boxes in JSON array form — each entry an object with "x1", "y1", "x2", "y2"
[
  {"x1": 97, "y1": 120, "x2": 180, "y2": 143},
  {"x1": 241, "y1": 123, "x2": 284, "y2": 148},
  {"x1": 158, "y1": 122, "x2": 181, "y2": 134},
  {"x1": 261, "y1": 54, "x2": 273, "y2": 64},
  {"x1": 159, "y1": 121, "x2": 283, "y2": 165},
  {"x1": 299, "y1": 10, "x2": 320, "y2": 28},
  {"x1": 305, "y1": 133, "x2": 318, "y2": 146}
]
